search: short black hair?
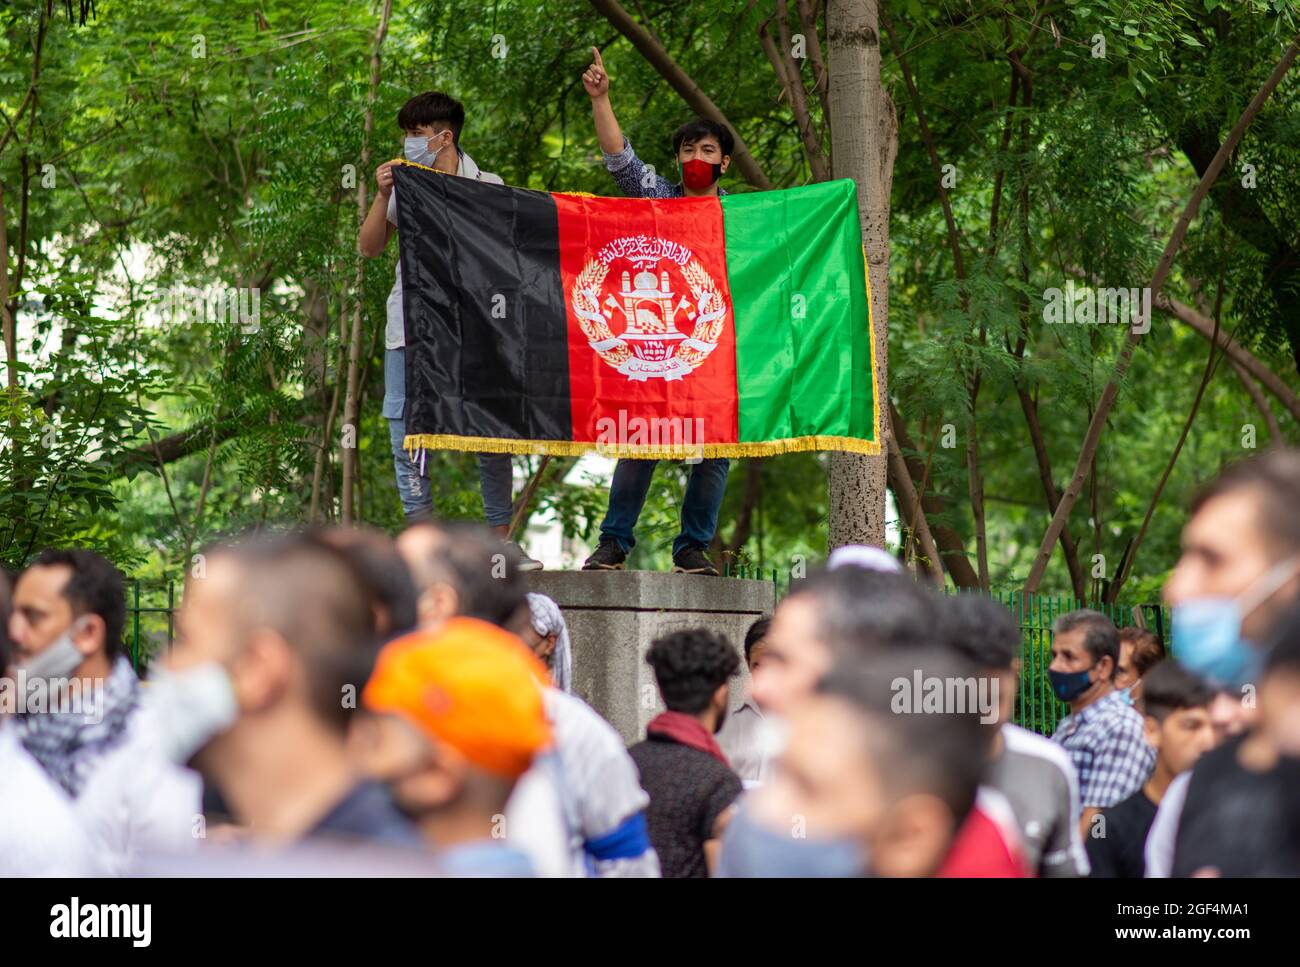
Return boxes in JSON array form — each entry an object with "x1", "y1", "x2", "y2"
[
  {"x1": 671, "y1": 118, "x2": 735, "y2": 158},
  {"x1": 790, "y1": 567, "x2": 936, "y2": 655},
  {"x1": 397, "y1": 92, "x2": 466, "y2": 144},
  {"x1": 428, "y1": 523, "x2": 525, "y2": 629},
  {"x1": 1139, "y1": 660, "x2": 1215, "y2": 722},
  {"x1": 30, "y1": 548, "x2": 126, "y2": 659},
  {"x1": 818, "y1": 647, "x2": 990, "y2": 827},
  {"x1": 940, "y1": 592, "x2": 1021, "y2": 670},
  {"x1": 1054, "y1": 609, "x2": 1120, "y2": 679},
  {"x1": 646, "y1": 628, "x2": 740, "y2": 714},
  {"x1": 215, "y1": 533, "x2": 378, "y2": 733},
  {"x1": 743, "y1": 617, "x2": 770, "y2": 663}
]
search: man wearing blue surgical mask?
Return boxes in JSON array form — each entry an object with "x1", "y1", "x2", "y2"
[
  {"x1": 1144, "y1": 449, "x2": 1300, "y2": 877},
  {"x1": 1048, "y1": 610, "x2": 1155, "y2": 839},
  {"x1": 358, "y1": 92, "x2": 540, "y2": 571},
  {"x1": 1164, "y1": 449, "x2": 1300, "y2": 691}
]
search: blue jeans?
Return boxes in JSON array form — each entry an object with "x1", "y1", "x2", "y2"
[
  {"x1": 599, "y1": 458, "x2": 730, "y2": 558},
  {"x1": 384, "y1": 348, "x2": 513, "y2": 524}
]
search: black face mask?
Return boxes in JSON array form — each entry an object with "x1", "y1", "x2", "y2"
[{"x1": 1048, "y1": 664, "x2": 1095, "y2": 703}]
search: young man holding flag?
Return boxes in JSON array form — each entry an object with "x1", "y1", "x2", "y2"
[
  {"x1": 579, "y1": 47, "x2": 733, "y2": 576},
  {"x1": 359, "y1": 92, "x2": 541, "y2": 569}
]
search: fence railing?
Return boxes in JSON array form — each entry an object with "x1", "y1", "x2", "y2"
[{"x1": 126, "y1": 577, "x2": 1166, "y2": 736}]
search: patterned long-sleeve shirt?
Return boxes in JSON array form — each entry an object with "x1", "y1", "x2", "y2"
[{"x1": 602, "y1": 136, "x2": 728, "y2": 200}]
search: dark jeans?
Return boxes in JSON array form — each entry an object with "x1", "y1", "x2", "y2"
[{"x1": 599, "y1": 458, "x2": 730, "y2": 558}]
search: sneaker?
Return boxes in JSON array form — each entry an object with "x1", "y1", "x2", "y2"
[
  {"x1": 582, "y1": 539, "x2": 627, "y2": 571},
  {"x1": 672, "y1": 546, "x2": 719, "y2": 576},
  {"x1": 506, "y1": 541, "x2": 544, "y2": 572}
]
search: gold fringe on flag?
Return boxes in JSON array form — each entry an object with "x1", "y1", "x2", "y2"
[
  {"x1": 391, "y1": 167, "x2": 885, "y2": 464},
  {"x1": 403, "y1": 433, "x2": 882, "y2": 460}
]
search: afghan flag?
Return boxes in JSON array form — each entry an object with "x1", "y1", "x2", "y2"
[{"x1": 392, "y1": 160, "x2": 879, "y2": 459}]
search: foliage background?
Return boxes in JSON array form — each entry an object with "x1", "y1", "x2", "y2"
[{"x1": 1, "y1": 0, "x2": 1297, "y2": 600}]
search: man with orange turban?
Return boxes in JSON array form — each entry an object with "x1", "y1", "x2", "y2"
[{"x1": 362, "y1": 617, "x2": 552, "y2": 876}]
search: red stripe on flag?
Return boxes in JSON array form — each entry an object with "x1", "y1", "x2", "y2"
[{"x1": 553, "y1": 192, "x2": 738, "y2": 449}]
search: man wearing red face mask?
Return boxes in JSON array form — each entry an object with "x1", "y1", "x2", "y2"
[{"x1": 578, "y1": 47, "x2": 736, "y2": 576}]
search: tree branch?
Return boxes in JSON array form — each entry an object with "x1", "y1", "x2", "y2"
[
  {"x1": 589, "y1": 0, "x2": 774, "y2": 189},
  {"x1": 1023, "y1": 31, "x2": 1300, "y2": 593}
]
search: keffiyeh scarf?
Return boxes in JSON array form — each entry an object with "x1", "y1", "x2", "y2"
[
  {"x1": 526, "y1": 592, "x2": 572, "y2": 694},
  {"x1": 16, "y1": 655, "x2": 141, "y2": 797}
]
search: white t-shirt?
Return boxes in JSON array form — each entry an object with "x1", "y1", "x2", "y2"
[
  {"x1": 384, "y1": 150, "x2": 504, "y2": 350},
  {"x1": 1143, "y1": 770, "x2": 1190, "y2": 878},
  {"x1": 74, "y1": 704, "x2": 204, "y2": 876},
  {"x1": 0, "y1": 725, "x2": 99, "y2": 875},
  {"x1": 504, "y1": 688, "x2": 659, "y2": 877}
]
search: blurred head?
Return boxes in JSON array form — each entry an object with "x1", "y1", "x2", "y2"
[
  {"x1": 939, "y1": 592, "x2": 1021, "y2": 726},
  {"x1": 361, "y1": 619, "x2": 550, "y2": 835},
  {"x1": 172, "y1": 534, "x2": 376, "y2": 759},
  {"x1": 1139, "y1": 660, "x2": 1217, "y2": 778},
  {"x1": 753, "y1": 569, "x2": 934, "y2": 715},
  {"x1": 645, "y1": 629, "x2": 739, "y2": 734},
  {"x1": 758, "y1": 647, "x2": 991, "y2": 877},
  {"x1": 1165, "y1": 450, "x2": 1300, "y2": 642},
  {"x1": 1049, "y1": 610, "x2": 1119, "y2": 705},
  {"x1": 1116, "y1": 627, "x2": 1165, "y2": 696},
  {"x1": 315, "y1": 526, "x2": 418, "y2": 640},
  {"x1": 398, "y1": 522, "x2": 524, "y2": 633},
  {"x1": 1207, "y1": 689, "x2": 1255, "y2": 742},
  {"x1": 8, "y1": 549, "x2": 125, "y2": 672}
]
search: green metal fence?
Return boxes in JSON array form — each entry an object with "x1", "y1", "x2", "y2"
[
  {"x1": 983, "y1": 591, "x2": 1167, "y2": 736},
  {"x1": 126, "y1": 575, "x2": 1165, "y2": 736},
  {"x1": 124, "y1": 580, "x2": 177, "y2": 674}
]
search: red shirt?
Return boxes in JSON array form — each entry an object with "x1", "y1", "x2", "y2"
[{"x1": 937, "y1": 804, "x2": 1029, "y2": 878}]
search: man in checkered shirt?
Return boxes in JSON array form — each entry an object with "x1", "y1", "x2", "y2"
[{"x1": 1049, "y1": 610, "x2": 1155, "y2": 839}]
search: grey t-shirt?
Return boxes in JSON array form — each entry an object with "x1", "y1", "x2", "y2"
[{"x1": 986, "y1": 723, "x2": 1090, "y2": 877}]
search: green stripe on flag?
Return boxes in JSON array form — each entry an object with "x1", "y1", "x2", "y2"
[{"x1": 721, "y1": 180, "x2": 874, "y2": 445}]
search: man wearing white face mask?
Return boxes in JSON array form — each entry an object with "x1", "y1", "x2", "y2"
[
  {"x1": 9, "y1": 549, "x2": 139, "y2": 796},
  {"x1": 357, "y1": 92, "x2": 540, "y2": 570},
  {"x1": 0, "y1": 568, "x2": 100, "y2": 875},
  {"x1": 7, "y1": 548, "x2": 201, "y2": 874},
  {"x1": 1145, "y1": 449, "x2": 1300, "y2": 876}
]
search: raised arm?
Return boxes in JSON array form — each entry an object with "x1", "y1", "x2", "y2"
[{"x1": 583, "y1": 47, "x2": 624, "y2": 155}]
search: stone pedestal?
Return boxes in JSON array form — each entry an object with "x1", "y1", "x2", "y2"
[{"x1": 521, "y1": 571, "x2": 776, "y2": 745}]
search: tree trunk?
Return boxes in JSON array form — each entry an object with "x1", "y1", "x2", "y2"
[
  {"x1": 827, "y1": 0, "x2": 896, "y2": 551},
  {"x1": 340, "y1": 0, "x2": 393, "y2": 524}
]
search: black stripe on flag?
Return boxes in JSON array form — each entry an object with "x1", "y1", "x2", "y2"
[{"x1": 393, "y1": 163, "x2": 572, "y2": 443}]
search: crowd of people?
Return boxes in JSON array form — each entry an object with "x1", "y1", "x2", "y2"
[{"x1": 0, "y1": 447, "x2": 1298, "y2": 877}]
